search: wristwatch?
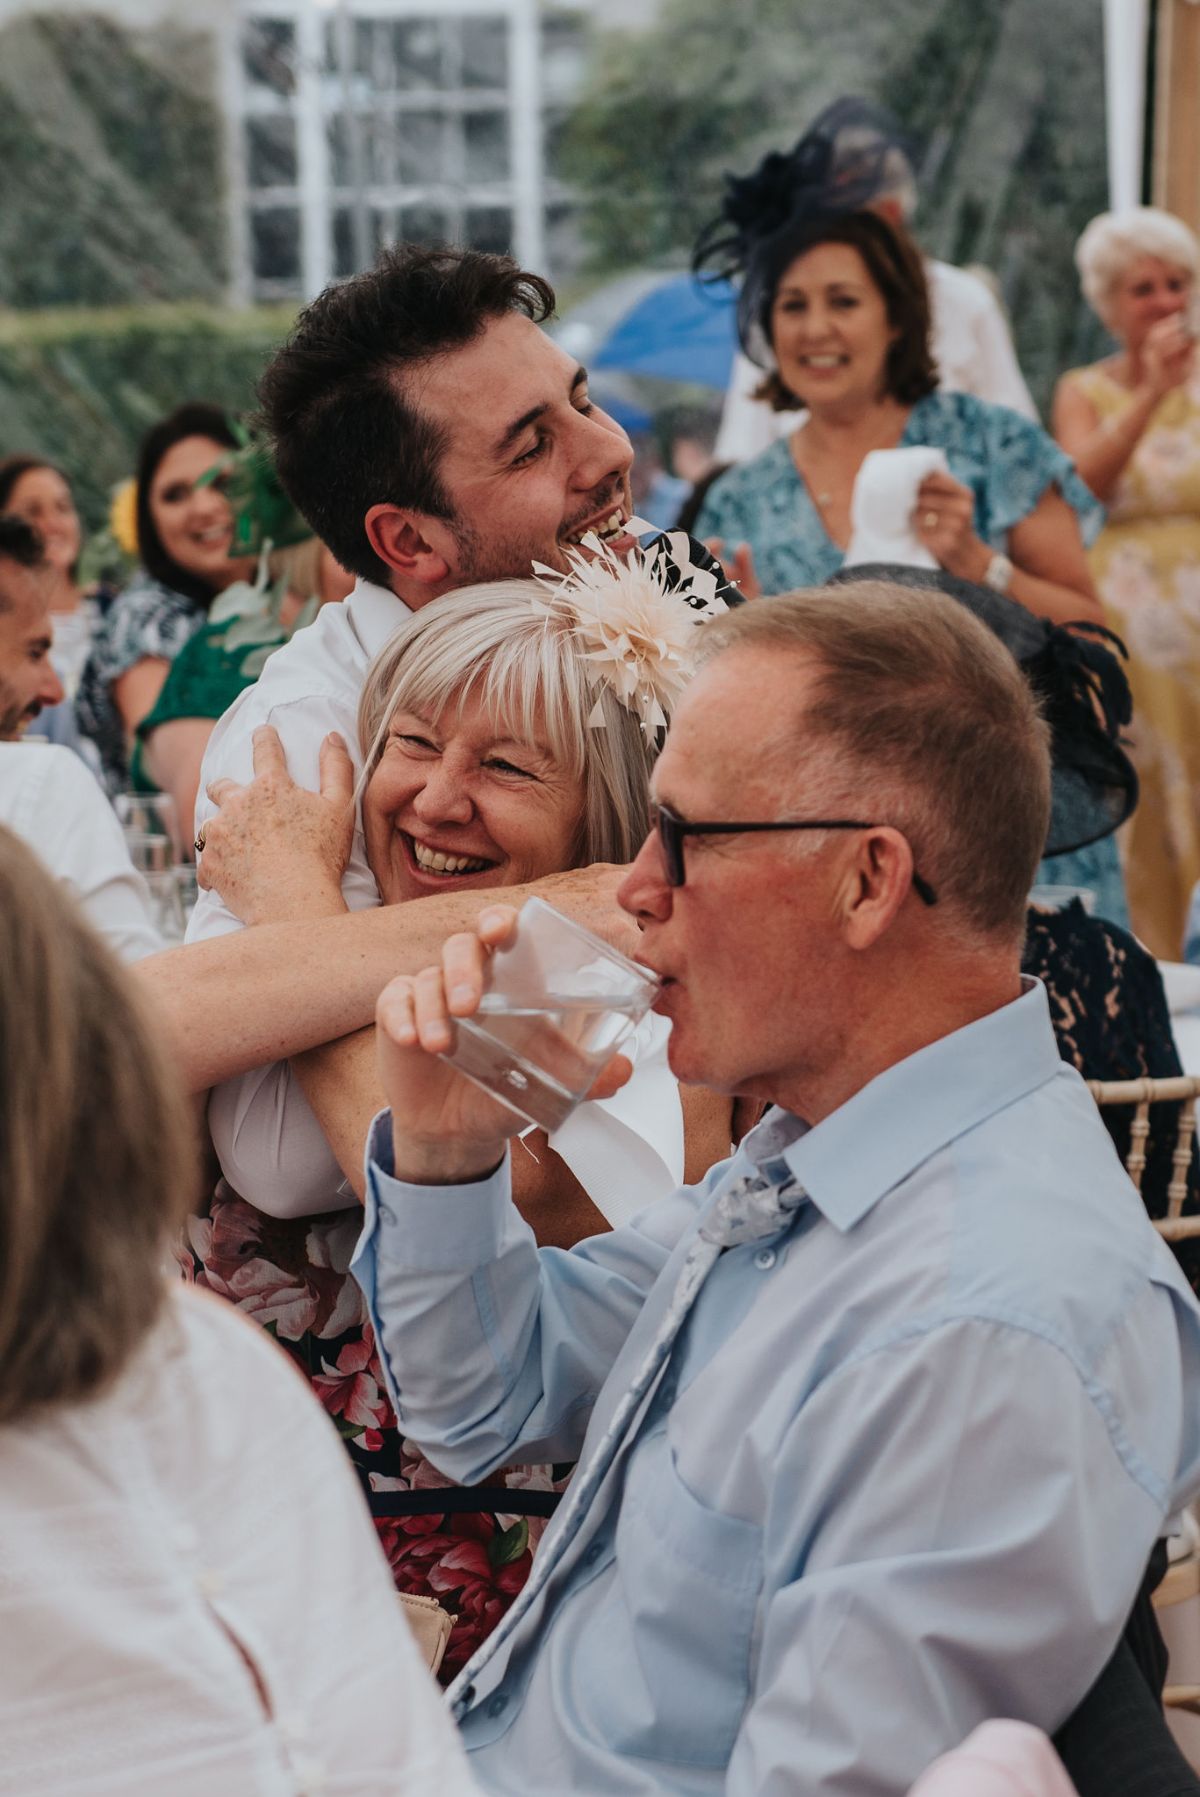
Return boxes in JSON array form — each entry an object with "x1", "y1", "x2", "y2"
[{"x1": 982, "y1": 552, "x2": 1014, "y2": 594}]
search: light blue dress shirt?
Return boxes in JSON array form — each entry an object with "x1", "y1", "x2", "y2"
[{"x1": 353, "y1": 982, "x2": 1200, "y2": 1796}]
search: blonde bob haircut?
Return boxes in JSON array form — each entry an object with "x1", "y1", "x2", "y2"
[
  {"x1": 357, "y1": 580, "x2": 663, "y2": 866},
  {"x1": 1075, "y1": 207, "x2": 1199, "y2": 326},
  {"x1": 0, "y1": 825, "x2": 197, "y2": 1426}
]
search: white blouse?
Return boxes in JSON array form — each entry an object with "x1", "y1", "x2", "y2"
[{"x1": 0, "y1": 1285, "x2": 481, "y2": 1797}]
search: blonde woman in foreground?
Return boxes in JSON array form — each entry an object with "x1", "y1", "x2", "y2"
[{"x1": 0, "y1": 822, "x2": 480, "y2": 1797}]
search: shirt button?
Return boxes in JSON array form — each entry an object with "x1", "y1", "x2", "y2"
[
  {"x1": 488, "y1": 1693, "x2": 508, "y2": 1718},
  {"x1": 584, "y1": 1538, "x2": 606, "y2": 1565},
  {"x1": 658, "y1": 1379, "x2": 677, "y2": 1407},
  {"x1": 754, "y1": 1247, "x2": 777, "y2": 1271}
]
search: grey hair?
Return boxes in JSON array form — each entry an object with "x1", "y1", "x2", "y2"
[
  {"x1": 1075, "y1": 207, "x2": 1199, "y2": 326},
  {"x1": 697, "y1": 581, "x2": 1051, "y2": 944},
  {"x1": 357, "y1": 580, "x2": 662, "y2": 866}
]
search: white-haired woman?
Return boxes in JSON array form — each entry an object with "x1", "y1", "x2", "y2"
[
  {"x1": 1054, "y1": 206, "x2": 1200, "y2": 956},
  {"x1": 0, "y1": 824, "x2": 481, "y2": 1797},
  {"x1": 145, "y1": 554, "x2": 736, "y2": 1682}
]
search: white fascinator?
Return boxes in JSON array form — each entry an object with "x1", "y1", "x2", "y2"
[{"x1": 531, "y1": 524, "x2": 729, "y2": 736}]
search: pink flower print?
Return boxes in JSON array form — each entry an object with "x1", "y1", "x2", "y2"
[
  {"x1": 373, "y1": 1509, "x2": 532, "y2": 1680},
  {"x1": 187, "y1": 1211, "x2": 324, "y2": 1340},
  {"x1": 312, "y1": 1337, "x2": 390, "y2": 1431}
]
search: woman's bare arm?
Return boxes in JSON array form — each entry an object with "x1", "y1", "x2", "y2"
[
  {"x1": 1005, "y1": 488, "x2": 1104, "y2": 627},
  {"x1": 113, "y1": 656, "x2": 171, "y2": 737},
  {"x1": 141, "y1": 716, "x2": 216, "y2": 843}
]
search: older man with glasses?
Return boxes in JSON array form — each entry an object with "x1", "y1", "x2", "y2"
[{"x1": 354, "y1": 577, "x2": 1200, "y2": 1797}]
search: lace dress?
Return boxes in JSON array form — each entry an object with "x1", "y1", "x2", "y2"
[{"x1": 1022, "y1": 901, "x2": 1200, "y2": 1291}]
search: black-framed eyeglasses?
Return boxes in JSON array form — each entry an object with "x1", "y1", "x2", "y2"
[{"x1": 649, "y1": 801, "x2": 938, "y2": 905}]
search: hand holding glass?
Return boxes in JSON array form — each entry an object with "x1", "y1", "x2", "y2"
[{"x1": 438, "y1": 897, "x2": 660, "y2": 1133}]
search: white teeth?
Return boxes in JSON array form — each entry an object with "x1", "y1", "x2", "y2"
[
  {"x1": 412, "y1": 840, "x2": 489, "y2": 875},
  {"x1": 566, "y1": 508, "x2": 625, "y2": 546},
  {"x1": 802, "y1": 355, "x2": 843, "y2": 368}
]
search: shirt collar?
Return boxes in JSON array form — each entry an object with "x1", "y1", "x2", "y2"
[
  {"x1": 746, "y1": 978, "x2": 1065, "y2": 1234},
  {"x1": 347, "y1": 576, "x2": 413, "y2": 660}
]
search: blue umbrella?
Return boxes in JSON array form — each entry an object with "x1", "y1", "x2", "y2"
[{"x1": 591, "y1": 273, "x2": 738, "y2": 390}]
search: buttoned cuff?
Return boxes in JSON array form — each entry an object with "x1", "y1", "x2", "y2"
[{"x1": 356, "y1": 1109, "x2": 514, "y2": 1274}]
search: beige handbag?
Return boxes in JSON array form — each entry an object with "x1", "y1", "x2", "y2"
[{"x1": 398, "y1": 1591, "x2": 455, "y2": 1675}]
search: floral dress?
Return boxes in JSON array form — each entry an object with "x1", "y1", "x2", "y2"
[
  {"x1": 1063, "y1": 365, "x2": 1200, "y2": 957},
  {"x1": 75, "y1": 575, "x2": 207, "y2": 792},
  {"x1": 185, "y1": 1188, "x2": 560, "y2": 1682}
]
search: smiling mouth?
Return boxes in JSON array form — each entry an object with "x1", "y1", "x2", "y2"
[
  {"x1": 797, "y1": 354, "x2": 847, "y2": 369},
  {"x1": 405, "y1": 833, "x2": 497, "y2": 878},
  {"x1": 563, "y1": 503, "x2": 630, "y2": 548}
]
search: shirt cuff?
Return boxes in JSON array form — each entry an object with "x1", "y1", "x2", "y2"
[{"x1": 357, "y1": 1108, "x2": 514, "y2": 1274}]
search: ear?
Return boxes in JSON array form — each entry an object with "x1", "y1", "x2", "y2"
[
  {"x1": 364, "y1": 503, "x2": 452, "y2": 591},
  {"x1": 841, "y1": 827, "x2": 919, "y2": 951}
]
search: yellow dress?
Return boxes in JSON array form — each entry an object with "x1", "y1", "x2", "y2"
[{"x1": 1068, "y1": 364, "x2": 1200, "y2": 957}]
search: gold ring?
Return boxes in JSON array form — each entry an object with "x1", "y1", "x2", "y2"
[
  {"x1": 194, "y1": 827, "x2": 207, "y2": 855},
  {"x1": 923, "y1": 511, "x2": 938, "y2": 530}
]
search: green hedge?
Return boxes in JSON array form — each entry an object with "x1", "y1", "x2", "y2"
[{"x1": 0, "y1": 305, "x2": 296, "y2": 533}]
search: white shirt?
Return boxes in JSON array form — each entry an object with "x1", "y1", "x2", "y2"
[
  {"x1": 190, "y1": 578, "x2": 687, "y2": 1218},
  {"x1": 713, "y1": 259, "x2": 1038, "y2": 464},
  {"x1": 0, "y1": 742, "x2": 160, "y2": 960},
  {"x1": 0, "y1": 1284, "x2": 482, "y2": 1797}
]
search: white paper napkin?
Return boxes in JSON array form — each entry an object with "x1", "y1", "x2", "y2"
[{"x1": 843, "y1": 445, "x2": 949, "y2": 569}]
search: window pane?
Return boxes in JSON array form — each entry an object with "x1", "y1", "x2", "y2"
[
  {"x1": 394, "y1": 111, "x2": 446, "y2": 184},
  {"x1": 465, "y1": 206, "x2": 512, "y2": 256},
  {"x1": 461, "y1": 17, "x2": 507, "y2": 88},
  {"x1": 372, "y1": 209, "x2": 396, "y2": 257},
  {"x1": 246, "y1": 116, "x2": 297, "y2": 190},
  {"x1": 327, "y1": 114, "x2": 351, "y2": 188},
  {"x1": 402, "y1": 205, "x2": 453, "y2": 247},
  {"x1": 394, "y1": 18, "x2": 445, "y2": 89},
  {"x1": 242, "y1": 18, "x2": 295, "y2": 98},
  {"x1": 251, "y1": 207, "x2": 301, "y2": 282},
  {"x1": 541, "y1": 16, "x2": 586, "y2": 104},
  {"x1": 464, "y1": 111, "x2": 509, "y2": 183},
  {"x1": 365, "y1": 114, "x2": 394, "y2": 184},
  {"x1": 332, "y1": 208, "x2": 356, "y2": 279}
]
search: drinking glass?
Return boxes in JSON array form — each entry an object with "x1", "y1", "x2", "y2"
[
  {"x1": 125, "y1": 830, "x2": 188, "y2": 941},
  {"x1": 114, "y1": 790, "x2": 183, "y2": 862},
  {"x1": 439, "y1": 896, "x2": 661, "y2": 1133}
]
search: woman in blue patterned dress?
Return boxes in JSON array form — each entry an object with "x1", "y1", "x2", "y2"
[{"x1": 695, "y1": 209, "x2": 1126, "y2": 918}]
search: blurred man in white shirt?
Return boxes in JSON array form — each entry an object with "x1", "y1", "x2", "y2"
[{"x1": 0, "y1": 512, "x2": 159, "y2": 959}]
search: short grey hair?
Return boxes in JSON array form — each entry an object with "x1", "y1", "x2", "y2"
[
  {"x1": 358, "y1": 580, "x2": 662, "y2": 866},
  {"x1": 698, "y1": 581, "x2": 1051, "y2": 943},
  {"x1": 1075, "y1": 207, "x2": 1199, "y2": 326}
]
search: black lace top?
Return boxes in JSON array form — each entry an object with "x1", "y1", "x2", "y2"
[{"x1": 1022, "y1": 901, "x2": 1200, "y2": 1290}]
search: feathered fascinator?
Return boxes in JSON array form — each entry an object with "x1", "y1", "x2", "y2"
[
  {"x1": 531, "y1": 526, "x2": 730, "y2": 737},
  {"x1": 693, "y1": 97, "x2": 918, "y2": 364}
]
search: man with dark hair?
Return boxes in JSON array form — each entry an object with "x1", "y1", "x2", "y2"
[
  {"x1": 257, "y1": 243, "x2": 636, "y2": 595},
  {"x1": 0, "y1": 514, "x2": 62, "y2": 739},
  {"x1": 188, "y1": 243, "x2": 640, "y2": 1209}
]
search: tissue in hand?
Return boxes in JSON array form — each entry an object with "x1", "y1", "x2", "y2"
[{"x1": 843, "y1": 446, "x2": 950, "y2": 570}]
